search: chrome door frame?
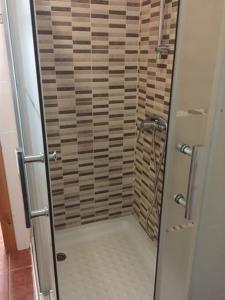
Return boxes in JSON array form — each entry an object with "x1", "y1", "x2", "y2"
[{"x1": 153, "y1": 1, "x2": 181, "y2": 299}]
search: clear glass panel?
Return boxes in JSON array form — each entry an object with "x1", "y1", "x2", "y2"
[{"x1": 4, "y1": 0, "x2": 57, "y2": 298}]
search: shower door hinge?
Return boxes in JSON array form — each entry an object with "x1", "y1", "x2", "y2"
[{"x1": 16, "y1": 148, "x2": 55, "y2": 228}]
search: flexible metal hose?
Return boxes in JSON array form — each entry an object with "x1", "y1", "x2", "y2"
[
  {"x1": 145, "y1": 128, "x2": 166, "y2": 240},
  {"x1": 137, "y1": 123, "x2": 166, "y2": 240}
]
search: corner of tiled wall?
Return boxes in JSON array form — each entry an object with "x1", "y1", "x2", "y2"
[{"x1": 134, "y1": 0, "x2": 179, "y2": 239}]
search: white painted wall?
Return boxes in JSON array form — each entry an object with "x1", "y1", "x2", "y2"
[{"x1": 0, "y1": 5, "x2": 30, "y2": 250}]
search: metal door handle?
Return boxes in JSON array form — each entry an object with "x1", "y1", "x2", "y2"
[
  {"x1": 16, "y1": 148, "x2": 31, "y2": 228},
  {"x1": 175, "y1": 144, "x2": 204, "y2": 220},
  {"x1": 30, "y1": 208, "x2": 49, "y2": 218},
  {"x1": 23, "y1": 151, "x2": 57, "y2": 164},
  {"x1": 16, "y1": 148, "x2": 49, "y2": 228}
]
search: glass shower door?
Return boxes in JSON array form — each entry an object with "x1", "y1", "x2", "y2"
[
  {"x1": 155, "y1": 1, "x2": 225, "y2": 299},
  {"x1": 2, "y1": 0, "x2": 58, "y2": 298}
]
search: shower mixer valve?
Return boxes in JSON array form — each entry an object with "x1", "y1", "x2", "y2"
[{"x1": 137, "y1": 115, "x2": 167, "y2": 141}]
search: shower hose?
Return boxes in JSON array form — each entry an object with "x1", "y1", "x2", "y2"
[{"x1": 137, "y1": 126, "x2": 167, "y2": 240}]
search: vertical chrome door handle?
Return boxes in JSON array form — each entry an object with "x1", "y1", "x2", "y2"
[
  {"x1": 185, "y1": 145, "x2": 204, "y2": 220},
  {"x1": 16, "y1": 148, "x2": 50, "y2": 228},
  {"x1": 175, "y1": 144, "x2": 205, "y2": 220},
  {"x1": 16, "y1": 148, "x2": 31, "y2": 228}
]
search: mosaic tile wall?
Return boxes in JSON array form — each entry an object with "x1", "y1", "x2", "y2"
[
  {"x1": 133, "y1": 0, "x2": 179, "y2": 239},
  {"x1": 34, "y1": 0, "x2": 140, "y2": 229},
  {"x1": 34, "y1": 0, "x2": 179, "y2": 232}
]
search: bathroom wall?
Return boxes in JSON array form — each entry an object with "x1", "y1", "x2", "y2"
[
  {"x1": 34, "y1": 0, "x2": 140, "y2": 228},
  {"x1": 0, "y1": 5, "x2": 30, "y2": 250},
  {"x1": 133, "y1": 0, "x2": 179, "y2": 238},
  {"x1": 34, "y1": 0, "x2": 179, "y2": 232}
]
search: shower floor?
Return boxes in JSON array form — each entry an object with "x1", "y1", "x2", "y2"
[{"x1": 55, "y1": 215, "x2": 157, "y2": 300}]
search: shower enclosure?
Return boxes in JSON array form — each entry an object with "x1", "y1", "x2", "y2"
[{"x1": 2, "y1": 0, "x2": 225, "y2": 299}]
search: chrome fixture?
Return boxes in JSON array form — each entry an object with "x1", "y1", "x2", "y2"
[
  {"x1": 30, "y1": 207, "x2": 49, "y2": 219},
  {"x1": 24, "y1": 153, "x2": 45, "y2": 163},
  {"x1": 15, "y1": 148, "x2": 51, "y2": 228},
  {"x1": 177, "y1": 144, "x2": 192, "y2": 157},
  {"x1": 155, "y1": 45, "x2": 170, "y2": 56},
  {"x1": 155, "y1": 0, "x2": 170, "y2": 57},
  {"x1": 175, "y1": 143, "x2": 205, "y2": 220},
  {"x1": 137, "y1": 114, "x2": 167, "y2": 142},
  {"x1": 137, "y1": 114, "x2": 167, "y2": 239},
  {"x1": 23, "y1": 151, "x2": 57, "y2": 164},
  {"x1": 174, "y1": 194, "x2": 186, "y2": 207},
  {"x1": 49, "y1": 151, "x2": 57, "y2": 162}
]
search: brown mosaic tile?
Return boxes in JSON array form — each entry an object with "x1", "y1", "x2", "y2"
[
  {"x1": 133, "y1": 0, "x2": 179, "y2": 239},
  {"x1": 34, "y1": 0, "x2": 140, "y2": 229},
  {"x1": 34, "y1": 0, "x2": 179, "y2": 237}
]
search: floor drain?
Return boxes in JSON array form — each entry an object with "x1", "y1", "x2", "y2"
[{"x1": 57, "y1": 252, "x2": 67, "y2": 262}]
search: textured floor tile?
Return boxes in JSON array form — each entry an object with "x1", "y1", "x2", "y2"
[{"x1": 56, "y1": 216, "x2": 156, "y2": 300}]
